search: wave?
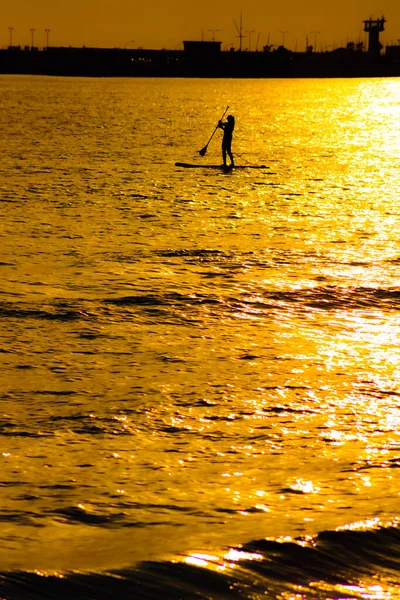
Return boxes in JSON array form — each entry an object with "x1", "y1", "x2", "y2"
[
  {"x1": 0, "y1": 301, "x2": 90, "y2": 322},
  {"x1": 0, "y1": 521, "x2": 399, "y2": 599},
  {"x1": 106, "y1": 285, "x2": 400, "y2": 315},
  {"x1": 0, "y1": 284, "x2": 398, "y2": 329}
]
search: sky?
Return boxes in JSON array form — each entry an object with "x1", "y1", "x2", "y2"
[{"x1": 3, "y1": 0, "x2": 400, "y2": 51}]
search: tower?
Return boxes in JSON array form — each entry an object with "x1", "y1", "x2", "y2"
[{"x1": 363, "y1": 17, "x2": 385, "y2": 57}]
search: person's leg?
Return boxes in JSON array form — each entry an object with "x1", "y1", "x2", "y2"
[{"x1": 227, "y1": 141, "x2": 234, "y2": 166}]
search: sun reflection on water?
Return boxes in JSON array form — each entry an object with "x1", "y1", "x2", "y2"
[
  {"x1": 183, "y1": 548, "x2": 264, "y2": 571},
  {"x1": 1, "y1": 76, "x2": 400, "y2": 578}
]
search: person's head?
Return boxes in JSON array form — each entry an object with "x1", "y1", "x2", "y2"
[{"x1": 227, "y1": 115, "x2": 234, "y2": 123}]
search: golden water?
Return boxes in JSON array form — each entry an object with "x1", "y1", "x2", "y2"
[{"x1": 0, "y1": 75, "x2": 399, "y2": 573}]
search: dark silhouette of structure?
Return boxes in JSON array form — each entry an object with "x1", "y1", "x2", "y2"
[
  {"x1": 0, "y1": 17, "x2": 399, "y2": 78},
  {"x1": 363, "y1": 17, "x2": 386, "y2": 57}
]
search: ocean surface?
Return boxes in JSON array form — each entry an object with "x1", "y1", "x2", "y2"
[{"x1": 0, "y1": 74, "x2": 400, "y2": 599}]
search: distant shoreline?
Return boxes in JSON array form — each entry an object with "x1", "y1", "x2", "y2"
[{"x1": 1, "y1": 45, "x2": 400, "y2": 78}]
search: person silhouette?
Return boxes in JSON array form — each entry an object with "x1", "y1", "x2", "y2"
[{"x1": 218, "y1": 115, "x2": 235, "y2": 167}]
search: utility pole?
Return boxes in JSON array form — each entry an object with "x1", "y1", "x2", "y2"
[
  {"x1": 246, "y1": 29, "x2": 255, "y2": 51},
  {"x1": 311, "y1": 31, "x2": 320, "y2": 52},
  {"x1": 45, "y1": 29, "x2": 50, "y2": 48},
  {"x1": 8, "y1": 27, "x2": 14, "y2": 48},
  {"x1": 209, "y1": 29, "x2": 219, "y2": 41},
  {"x1": 280, "y1": 30, "x2": 288, "y2": 47},
  {"x1": 30, "y1": 28, "x2": 35, "y2": 50}
]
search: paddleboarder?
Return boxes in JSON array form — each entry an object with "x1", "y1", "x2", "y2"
[{"x1": 218, "y1": 115, "x2": 235, "y2": 167}]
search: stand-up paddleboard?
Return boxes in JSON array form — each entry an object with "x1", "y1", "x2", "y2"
[{"x1": 175, "y1": 162, "x2": 269, "y2": 170}]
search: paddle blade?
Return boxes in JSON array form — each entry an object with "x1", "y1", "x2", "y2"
[{"x1": 199, "y1": 146, "x2": 207, "y2": 156}]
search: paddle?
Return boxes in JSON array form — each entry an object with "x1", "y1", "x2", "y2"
[{"x1": 199, "y1": 106, "x2": 229, "y2": 156}]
